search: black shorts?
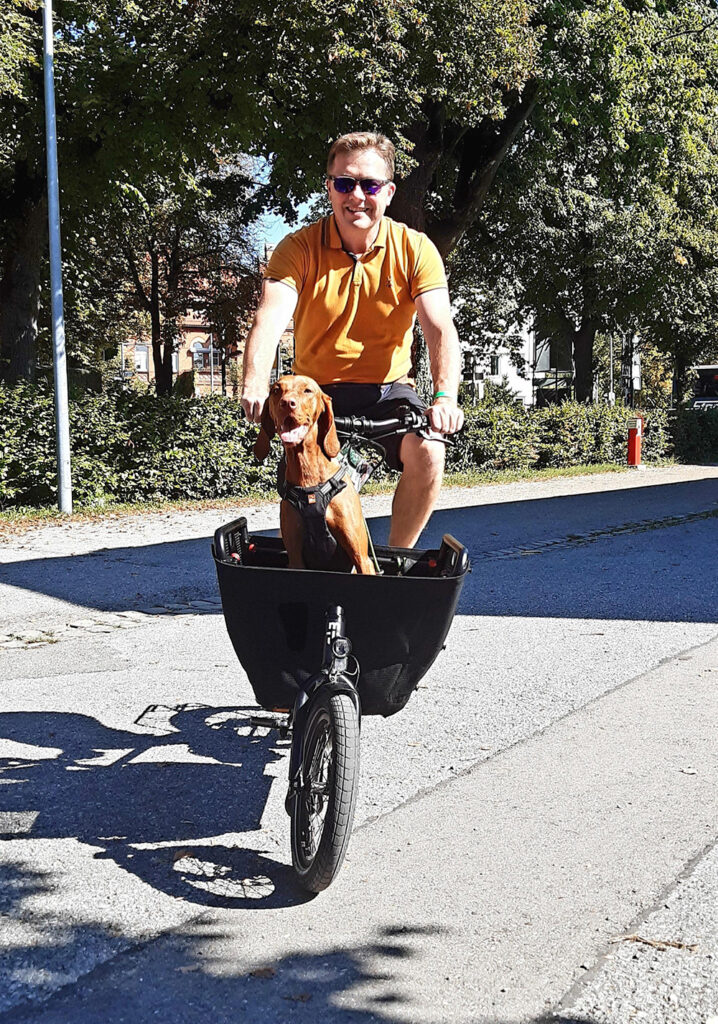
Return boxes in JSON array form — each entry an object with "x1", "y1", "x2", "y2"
[{"x1": 321, "y1": 381, "x2": 426, "y2": 472}]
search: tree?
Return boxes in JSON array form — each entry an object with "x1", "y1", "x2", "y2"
[
  {"x1": 212, "y1": 0, "x2": 540, "y2": 246},
  {"x1": 0, "y1": 1, "x2": 266, "y2": 383},
  {"x1": 452, "y1": 0, "x2": 718, "y2": 400},
  {"x1": 82, "y1": 162, "x2": 260, "y2": 395},
  {"x1": 2, "y1": 0, "x2": 543, "y2": 382}
]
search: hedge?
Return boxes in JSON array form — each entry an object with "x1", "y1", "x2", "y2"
[
  {"x1": 446, "y1": 402, "x2": 673, "y2": 472},
  {"x1": 1, "y1": 381, "x2": 715, "y2": 509},
  {"x1": 0, "y1": 382, "x2": 277, "y2": 508}
]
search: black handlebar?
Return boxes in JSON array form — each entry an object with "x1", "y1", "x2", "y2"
[{"x1": 334, "y1": 408, "x2": 428, "y2": 439}]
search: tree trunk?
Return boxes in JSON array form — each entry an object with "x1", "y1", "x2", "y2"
[
  {"x1": 572, "y1": 322, "x2": 597, "y2": 403},
  {"x1": 148, "y1": 253, "x2": 172, "y2": 396},
  {"x1": 672, "y1": 350, "x2": 689, "y2": 405},
  {"x1": 388, "y1": 108, "x2": 446, "y2": 232},
  {"x1": 0, "y1": 192, "x2": 46, "y2": 384},
  {"x1": 390, "y1": 84, "x2": 540, "y2": 260}
]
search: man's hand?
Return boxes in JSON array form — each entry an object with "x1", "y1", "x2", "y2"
[
  {"x1": 241, "y1": 391, "x2": 268, "y2": 424},
  {"x1": 427, "y1": 397, "x2": 464, "y2": 435},
  {"x1": 240, "y1": 280, "x2": 298, "y2": 424}
]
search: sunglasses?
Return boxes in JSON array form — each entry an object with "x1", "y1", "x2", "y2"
[{"x1": 328, "y1": 175, "x2": 392, "y2": 196}]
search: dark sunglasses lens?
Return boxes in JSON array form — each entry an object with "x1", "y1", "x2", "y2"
[
  {"x1": 360, "y1": 179, "x2": 383, "y2": 195},
  {"x1": 333, "y1": 177, "x2": 355, "y2": 193}
]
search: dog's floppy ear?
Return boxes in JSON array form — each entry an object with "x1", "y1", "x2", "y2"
[
  {"x1": 253, "y1": 398, "x2": 276, "y2": 462},
  {"x1": 318, "y1": 392, "x2": 340, "y2": 459}
]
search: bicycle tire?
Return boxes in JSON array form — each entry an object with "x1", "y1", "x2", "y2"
[{"x1": 290, "y1": 690, "x2": 359, "y2": 892}]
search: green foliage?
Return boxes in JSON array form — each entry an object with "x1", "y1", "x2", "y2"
[
  {"x1": 1, "y1": 387, "x2": 712, "y2": 512},
  {"x1": 448, "y1": 400, "x2": 673, "y2": 472},
  {"x1": 481, "y1": 376, "x2": 525, "y2": 409},
  {"x1": 0, "y1": 382, "x2": 277, "y2": 509},
  {"x1": 670, "y1": 408, "x2": 718, "y2": 464},
  {"x1": 456, "y1": 0, "x2": 718, "y2": 394},
  {"x1": 531, "y1": 403, "x2": 669, "y2": 468},
  {"x1": 447, "y1": 403, "x2": 536, "y2": 471},
  {"x1": 223, "y1": 0, "x2": 539, "y2": 218}
]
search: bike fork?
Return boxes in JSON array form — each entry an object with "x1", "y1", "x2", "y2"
[{"x1": 285, "y1": 604, "x2": 360, "y2": 815}]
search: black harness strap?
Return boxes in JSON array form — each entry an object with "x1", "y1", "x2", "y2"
[{"x1": 278, "y1": 466, "x2": 352, "y2": 570}]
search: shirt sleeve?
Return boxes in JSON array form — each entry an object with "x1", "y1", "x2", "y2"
[
  {"x1": 264, "y1": 232, "x2": 306, "y2": 293},
  {"x1": 410, "y1": 235, "x2": 448, "y2": 300}
]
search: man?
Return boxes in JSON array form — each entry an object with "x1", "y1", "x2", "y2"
[{"x1": 241, "y1": 131, "x2": 463, "y2": 548}]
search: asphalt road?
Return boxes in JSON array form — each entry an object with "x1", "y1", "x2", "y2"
[{"x1": 1, "y1": 465, "x2": 717, "y2": 1023}]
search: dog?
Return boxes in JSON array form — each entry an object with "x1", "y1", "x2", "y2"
[{"x1": 253, "y1": 375, "x2": 376, "y2": 574}]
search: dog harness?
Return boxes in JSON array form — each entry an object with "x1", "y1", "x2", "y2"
[{"x1": 278, "y1": 466, "x2": 352, "y2": 571}]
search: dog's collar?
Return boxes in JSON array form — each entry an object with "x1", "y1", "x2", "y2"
[{"x1": 278, "y1": 465, "x2": 348, "y2": 512}]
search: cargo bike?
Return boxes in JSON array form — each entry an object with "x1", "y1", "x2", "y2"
[{"x1": 212, "y1": 409, "x2": 470, "y2": 892}]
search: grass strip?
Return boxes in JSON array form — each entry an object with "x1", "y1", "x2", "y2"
[{"x1": 0, "y1": 461, "x2": 659, "y2": 537}]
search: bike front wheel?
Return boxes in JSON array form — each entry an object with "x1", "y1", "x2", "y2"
[{"x1": 290, "y1": 690, "x2": 359, "y2": 893}]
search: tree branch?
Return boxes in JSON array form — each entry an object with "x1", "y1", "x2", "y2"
[{"x1": 428, "y1": 80, "x2": 541, "y2": 258}]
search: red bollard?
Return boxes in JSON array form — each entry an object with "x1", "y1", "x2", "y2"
[{"x1": 627, "y1": 415, "x2": 643, "y2": 468}]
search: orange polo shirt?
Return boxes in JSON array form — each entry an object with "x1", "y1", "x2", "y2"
[{"x1": 264, "y1": 215, "x2": 447, "y2": 384}]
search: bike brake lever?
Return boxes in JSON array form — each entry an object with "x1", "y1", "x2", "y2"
[{"x1": 418, "y1": 428, "x2": 453, "y2": 445}]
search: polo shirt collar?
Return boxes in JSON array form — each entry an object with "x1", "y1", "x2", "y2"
[{"x1": 325, "y1": 215, "x2": 388, "y2": 252}]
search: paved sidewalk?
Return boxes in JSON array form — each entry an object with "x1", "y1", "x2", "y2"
[
  {"x1": 3, "y1": 464, "x2": 717, "y2": 558},
  {"x1": 2, "y1": 632, "x2": 717, "y2": 1024}
]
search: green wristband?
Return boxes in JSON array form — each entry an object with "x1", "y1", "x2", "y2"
[{"x1": 433, "y1": 391, "x2": 453, "y2": 400}]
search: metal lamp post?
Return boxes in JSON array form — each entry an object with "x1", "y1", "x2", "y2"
[{"x1": 43, "y1": 0, "x2": 73, "y2": 513}]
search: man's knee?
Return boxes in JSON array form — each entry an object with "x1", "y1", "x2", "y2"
[{"x1": 399, "y1": 433, "x2": 445, "y2": 482}]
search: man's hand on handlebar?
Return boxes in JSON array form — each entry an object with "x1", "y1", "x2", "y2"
[{"x1": 427, "y1": 396, "x2": 464, "y2": 436}]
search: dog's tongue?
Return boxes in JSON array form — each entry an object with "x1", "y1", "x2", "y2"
[{"x1": 280, "y1": 424, "x2": 309, "y2": 445}]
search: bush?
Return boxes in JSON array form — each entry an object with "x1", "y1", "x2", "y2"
[
  {"x1": 0, "y1": 382, "x2": 278, "y2": 509},
  {"x1": 448, "y1": 403, "x2": 536, "y2": 471},
  {"x1": 671, "y1": 408, "x2": 718, "y2": 463},
  {"x1": 0, "y1": 383, "x2": 712, "y2": 511}
]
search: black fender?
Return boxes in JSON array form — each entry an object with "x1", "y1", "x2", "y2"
[{"x1": 285, "y1": 673, "x2": 360, "y2": 815}]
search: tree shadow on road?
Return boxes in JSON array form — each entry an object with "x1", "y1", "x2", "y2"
[
  {"x1": 0, "y1": 705, "x2": 305, "y2": 910},
  {"x1": 0, "y1": 914, "x2": 602, "y2": 1024}
]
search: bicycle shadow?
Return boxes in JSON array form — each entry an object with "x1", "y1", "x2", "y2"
[{"x1": 0, "y1": 705, "x2": 305, "y2": 910}]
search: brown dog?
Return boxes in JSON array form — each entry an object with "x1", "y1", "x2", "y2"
[{"x1": 254, "y1": 375, "x2": 376, "y2": 574}]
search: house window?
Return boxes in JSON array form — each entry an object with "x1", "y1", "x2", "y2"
[
  {"x1": 172, "y1": 351, "x2": 179, "y2": 374},
  {"x1": 191, "y1": 339, "x2": 221, "y2": 370},
  {"x1": 490, "y1": 354, "x2": 500, "y2": 376},
  {"x1": 135, "y1": 344, "x2": 149, "y2": 374}
]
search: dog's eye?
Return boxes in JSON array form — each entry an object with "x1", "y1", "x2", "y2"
[{"x1": 304, "y1": 388, "x2": 312, "y2": 394}]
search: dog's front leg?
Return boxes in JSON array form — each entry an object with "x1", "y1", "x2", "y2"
[
  {"x1": 327, "y1": 492, "x2": 376, "y2": 575},
  {"x1": 280, "y1": 501, "x2": 306, "y2": 569}
]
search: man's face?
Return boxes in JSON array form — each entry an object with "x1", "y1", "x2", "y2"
[{"x1": 326, "y1": 148, "x2": 396, "y2": 241}]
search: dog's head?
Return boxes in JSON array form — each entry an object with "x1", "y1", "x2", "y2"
[{"x1": 253, "y1": 375, "x2": 340, "y2": 462}]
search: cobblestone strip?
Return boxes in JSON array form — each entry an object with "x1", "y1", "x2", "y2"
[
  {"x1": 475, "y1": 505, "x2": 718, "y2": 563},
  {"x1": 0, "y1": 599, "x2": 223, "y2": 651}
]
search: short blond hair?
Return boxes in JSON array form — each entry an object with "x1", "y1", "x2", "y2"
[{"x1": 326, "y1": 132, "x2": 395, "y2": 179}]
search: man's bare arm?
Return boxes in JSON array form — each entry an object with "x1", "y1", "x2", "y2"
[
  {"x1": 415, "y1": 288, "x2": 464, "y2": 435},
  {"x1": 241, "y1": 280, "x2": 298, "y2": 422}
]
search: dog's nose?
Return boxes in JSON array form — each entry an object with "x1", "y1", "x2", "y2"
[{"x1": 280, "y1": 396, "x2": 297, "y2": 410}]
